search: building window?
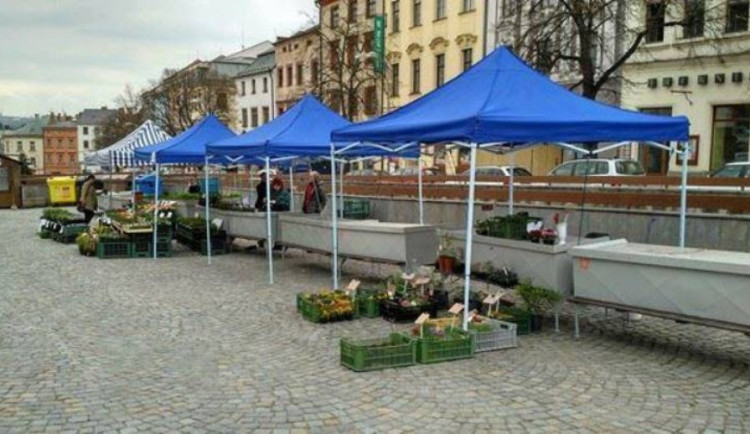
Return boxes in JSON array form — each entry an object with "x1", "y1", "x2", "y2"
[
  {"x1": 251, "y1": 79, "x2": 257, "y2": 94},
  {"x1": 646, "y1": 2, "x2": 665, "y2": 43},
  {"x1": 242, "y1": 108, "x2": 248, "y2": 128},
  {"x1": 311, "y1": 60, "x2": 320, "y2": 85},
  {"x1": 331, "y1": 5, "x2": 340, "y2": 28},
  {"x1": 413, "y1": 0, "x2": 422, "y2": 26},
  {"x1": 262, "y1": 106, "x2": 270, "y2": 124},
  {"x1": 94, "y1": 127, "x2": 100, "y2": 135},
  {"x1": 462, "y1": 0, "x2": 475, "y2": 12},
  {"x1": 392, "y1": 0, "x2": 400, "y2": 32},
  {"x1": 69, "y1": 154, "x2": 75, "y2": 163},
  {"x1": 278, "y1": 68, "x2": 284, "y2": 87},
  {"x1": 346, "y1": 35, "x2": 357, "y2": 65},
  {"x1": 16, "y1": 141, "x2": 22, "y2": 152},
  {"x1": 726, "y1": 0, "x2": 749, "y2": 33},
  {"x1": 329, "y1": 40, "x2": 340, "y2": 69},
  {"x1": 462, "y1": 48, "x2": 473, "y2": 71},
  {"x1": 363, "y1": 32, "x2": 374, "y2": 66},
  {"x1": 251, "y1": 108, "x2": 259, "y2": 127},
  {"x1": 241, "y1": 81, "x2": 246, "y2": 96},
  {"x1": 435, "y1": 54, "x2": 445, "y2": 87},
  {"x1": 683, "y1": 0, "x2": 705, "y2": 38},
  {"x1": 501, "y1": 0, "x2": 517, "y2": 17},
  {"x1": 712, "y1": 104, "x2": 750, "y2": 169},
  {"x1": 391, "y1": 63, "x2": 400, "y2": 97},
  {"x1": 296, "y1": 63, "x2": 303, "y2": 86},
  {"x1": 263, "y1": 77, "x2": 269, "y2": 93},
  {"x1": 286, "y1": 66, "x2": 293, "y2": 86},
  {"x1": 435, "y1": 0, "x2": 446, "y2": 20},
  {"x1": 366, "y1": 0, "x2": 376, "y2": 17},
  {"x1": 83, "y1": 140, "x2": 89, "y2": 149},
  {"x1": 411, "y1": 58, "x2": 421, "y2": 94},
  {"x1": 57, "y1": 138, "x2": 62, "y2": 147},
  {"x1": 83, "y1": 126, "x2": 89, "y2": 135},
  {"x1": 30, "y1": 157, "x2": 36, "y2": 167},
  {"x1": 364, "y1": 85, "x2": 377, "y2": 115},
  {"x1": 348, "y1": 95, "x2": 359, "y2": 119},
  {"x1": 29, "y1": 141, "x2": 35, "y2": 152},
  {"x1": 348, "y1": 0, "x2": 357, "y2": 23}
]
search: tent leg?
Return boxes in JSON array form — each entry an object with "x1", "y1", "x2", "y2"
[
  {"x1": 265, "y1": 157, "x2": 274, "y2": 284},
  {"x1": 462, "y1": 143, "x2": 478, "y2": 331},
  {"x1": 679, "y1": 142, "x2": 689, "y2": 248},
  {"x1": 153, "y1": 163, "x2": 159, "y2": 260},
  {"x1": 330, "y1": 145, "x2": 339, "y2": 290},
  {"x1": 109, "y1": 151, "x2": 113, "y2": 203},
  {"x1": 289, "y1": 162, "x2": 295, "y2": 212},
  {"x1": 339, "y1": 161, "x2": 344, "y2": 218},
  {"x1": 205, "y1": 157, "x2": 212, "y2": 265},
  {"x1": 509, "y1": 152, "x2": 514, "y2": 215},
  {"x1": 418, "y1": 145, "x2": 424, "y2": 225},
  {"x1": 131, "y1": 167, "x2": 137, "y2": 212}
]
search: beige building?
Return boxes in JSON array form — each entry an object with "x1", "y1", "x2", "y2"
[
  {"x1": 274, "y1": 26, "x2": 321, "y2": 116},
  {"x1": 622, "y1": 0, "x2": 750, "y2": 175},
  {"x1": 1, "y1": 114, "x2": 48, "y2": 174}
]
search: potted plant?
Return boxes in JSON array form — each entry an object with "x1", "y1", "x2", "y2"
[
  {"x1": 411, "y1": 318, "x2": 475, "y2": 364},
  {"x1": 437, "y1": 234, "x2": 458, "y2": 275},
  {"x1": 380, "y1": 273, "x2": 433, "y2": 322},
  {"x1": 515, "y1": 279, "x2": 561, "y2": 332}
]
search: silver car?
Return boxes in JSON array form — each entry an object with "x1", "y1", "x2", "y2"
[{"x1": 549, "y1": 159, "x2": 646, "y2": 176}]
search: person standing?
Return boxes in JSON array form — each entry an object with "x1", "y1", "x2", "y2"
[
  {"x1": 270, "y1": 177, "x2": 290, "y2": 212},
  {"x1": 79, "y1": 174, "x2": 98, "y2": 223},
  {"x1": 254, "y1": 171, "x2": 268, "y2": 210},
  {"x1": 302, "y1": 171, "x2": 326, "y2": 214}
]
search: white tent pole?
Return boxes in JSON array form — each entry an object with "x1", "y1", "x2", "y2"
[
  {"x1": 339, "y1": 161, "x2": 344, "y2": 217},
  {"x1": 289, "y1": 162, "x2": 295, "y2": 212},
  {"x1": 109, "y1": 151, "x2": 113, "y2": 203},
  {"x1": 509, "y1": 152, "x2": 515, "y2": 215},
  {"x1": 418, "y1": 145, "x2": 424, "y2": 225},
  {"x1": 131, "y1": 166, "x2": 137, "y2": 212},
  {"x1": 205, "y1": 156, "x2": 212, "y2": 265},
  {"x1": 152, "y1": 160, "x2": 159, "y2": 260},
  {"x1": 463, "y1": 143, "x2": 478, "y2": 331},
  {"x1": 265, "y1": 157, "x2": 274, "y2": 284},
  {"x1": 330, "y1": 144, "x2": 339, "y2": 290},
  {"x1": 679, "y1": 142, "x2": 689, "y2": 248}
]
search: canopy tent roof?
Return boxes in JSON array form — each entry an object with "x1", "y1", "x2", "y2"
[
  {"x1": 135, "y1": 115, "x2": 235, "y2": 164},
  {"x1": 207, "y1": 94, "x2": 417, "y2": 160},
  {"x1": 332, "y1": 47, "x2": 690, "y2": 147},
  {"x1": 84, "y1": 120, "x2": 171, "y2": 167}
]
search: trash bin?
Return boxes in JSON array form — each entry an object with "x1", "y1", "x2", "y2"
[
  {"x1": 135, "y1": 174, "x2": 164, "y2": 196},
  {"x1": 198, "y1": 178, "x2": 220, "y2": 197},
  {"x1": 47, "y1": 176, "x2": 78, "y2": 205}
]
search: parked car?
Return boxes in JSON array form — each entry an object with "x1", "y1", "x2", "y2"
[
  {"x1": 459, "y1": 166, "x2": 532, "y2": 177},
  {"x1": 347, "y1": 169, "x2": 386, "y2": 176},
  {"x1": 708, "y1": 162, "x2": 750, "y2": 178},
  {"x1": 548, "y1": 159, "x2": 646, "y2": 176},
  {"x1": 391, "y1": 167, "x2": 439, "y2": 176}
]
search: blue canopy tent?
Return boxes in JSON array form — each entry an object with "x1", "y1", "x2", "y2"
[
  {"x1": 135, "y1": 114, "x2": 236, "y2": 260},
  {"x1": 333, "y1": 46, "x2": 690, "y2": 329},
  {"x1": 208, "y1": 94, "x2": 419, "y2": 285}
]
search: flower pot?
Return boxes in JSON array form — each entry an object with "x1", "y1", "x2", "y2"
[
  {"x1": 437, "y1": 255, "x2": 455, "y2": 275},
  {"x1": 556, "y1": 222, "x2": 567, "y2": 245}
]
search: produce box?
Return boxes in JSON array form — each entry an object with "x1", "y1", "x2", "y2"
[
  {"x1": 297, "y1": 291, "x2": 354, "y2": 323},
  {"x1": 381, "y1": 299, "x2": 432, "y2": 323},
  {"x1": 468, "y1": 316, "x2": 518, "y2": 352},
  {"x1": 355, "y1": 288, "x2": 383, "y2": 318},
  {"x1": 340, "y1": 333, "x2": 416, "y2": 372},
  {"x1": 415, "y1": 328, "x2": 474, "y2": 364},
  {"x1": 492, "y1": 306, "x2": 531, "y2": 336},
  {"x1": 96, "y1": 237, "x2": 131, "y2": 259}
]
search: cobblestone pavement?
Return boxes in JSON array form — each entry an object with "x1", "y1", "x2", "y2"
[{"x1": 1, "y1": 208, "x2": 749, "y2": 433}]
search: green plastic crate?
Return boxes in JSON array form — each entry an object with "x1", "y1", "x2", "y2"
[
  {"x1": 156, "y1": 241, "x2": 173, "y2": 258},
  {"x1": 297, "y1": 294, "x2": 354, "y2": 323},
  {"x1": 340, "y1": 333, "x2": 416, "y2": 372},
  {"x1": 355, "y1": 290, "x2": 381, "y2": 318},
  {"x1": 341, "y1": 199, "x2": 371, "y2": 220},
  {"x1": 96, "y1": 238, "x2": 131, "y2": 259},
  {"x1": 130, "y1": 240, "x2": 152, "y2": 258},
  {"x1": 39, "y1": 229, "x2": 53, "y2": 239},
  {"x1": 197, "y1": 238, "x2": 228, "y2": 256},
  {"x1": 416, "y1": 329, "x2": 475, "y2": 364},
  {"x1": 494, "y1": 307, "x2": 531, "y2": 336}
]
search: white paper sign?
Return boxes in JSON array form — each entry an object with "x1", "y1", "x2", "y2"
[
  {"x1": 415, "y1": 313, "x2": 430, "y2": 325},
  {"x1": 448, "y1": 303, "x2": 464, "y2": 315},
  {"x1": 346, "y1": 279, "x2": 361, "y2": 292}
]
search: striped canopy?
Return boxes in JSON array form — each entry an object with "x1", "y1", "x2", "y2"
[{"x1": 84, "y1": 120, "x2": 171, "y2": 168}]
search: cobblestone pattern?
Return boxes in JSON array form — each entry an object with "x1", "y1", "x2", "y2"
[{"x1": 1, "y1": 209, "x2": 749, "y2": 433}]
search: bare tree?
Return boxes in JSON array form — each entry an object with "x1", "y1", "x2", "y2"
[
  {"x1": 96, "y1": 84, "x2": 146, "y2": 149},
  {"x1": 495, "y1": 0, "x2": 734, "y2": 101},
  {"x1": 141, "y1": 63, "x2": 237, "y2": 135}
]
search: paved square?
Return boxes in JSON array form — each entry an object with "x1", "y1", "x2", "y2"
[{"x1": 1, "y1": 209, "x2": 749, "y2": 432}]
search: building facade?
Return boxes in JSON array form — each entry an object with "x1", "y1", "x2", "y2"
[
  {"x1": 622, "y1": 0, "x2": 750, "y2": 174},
  {"x1": 43, "y1": 114, "x2": 78, "y2": 175},
  {"x1": 1, "y1": 114, "x2": 48, "y2": 174},
  {"x1": 76, "y1": 108, "x2": 117, "y2": 168},
  {"x1": 274, "y1": 26, "x2": 321, "y2": 116},
  {"x1": 235, "y1": 50, "x2": 276, "y2": 133}
]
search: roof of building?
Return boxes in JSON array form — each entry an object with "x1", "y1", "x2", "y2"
[
  {"x1": 275, "y1": 25, "x2": 320, "y2": 45},
  {"x1": 5, "y1": 115, "x2": 50, "y2": 137},
  {"x1": 77, "y1": 108, "x2": 117, "y2": 126},
  {"x1": 236, "y1": 50, "x2": 276, "y2": 78},
  {"x1": 226, "y1": 41, "x2": 274, "y2": 60}
]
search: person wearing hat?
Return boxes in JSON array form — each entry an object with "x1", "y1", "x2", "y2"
[{"x1": 302, "y1": 171, "x2": 326, "y2": 214}]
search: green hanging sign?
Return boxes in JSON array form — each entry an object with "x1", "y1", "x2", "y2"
[{"x1": 374, "y1": 15, "x2": 385, "y2": 74}]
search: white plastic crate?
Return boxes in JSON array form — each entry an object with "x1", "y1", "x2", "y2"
[{"x1": 471, "y1": 317, "x2": 518, "y2": 353}]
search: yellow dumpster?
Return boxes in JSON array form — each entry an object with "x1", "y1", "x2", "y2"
[{"x1": 47, "y1": 176, "x2": 77, "y2": 205}]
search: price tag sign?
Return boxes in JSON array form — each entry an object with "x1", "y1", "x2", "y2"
[
  {"x1": 415, "y1": 313, "x2": 430, "y2": 325},
  {"x1": 401, "y1": 273, "x2": 415, "y2": 282},
  {"x1": 414, "y1": 277, "x2": 431, "y2": 286},
  {"x1": 386, "y1": 282, "x2": 396, "y2": 298},
  {"x1": 448, "y1": 303, "x2": 464, "y2": 315},
  {"x1": 346, "y1": 279, "x2": 361, "y2": 293},
  {"x1": 482, "y1": 295, "x2": 495, "y2": 305}
]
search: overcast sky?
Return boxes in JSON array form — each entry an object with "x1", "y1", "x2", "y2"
[{"x1": 0, "y1": 0, "x2": 317, "y2": 117}]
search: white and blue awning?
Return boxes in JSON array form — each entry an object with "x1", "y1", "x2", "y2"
[{"x1": 84, "y1": 120, "x2": 171, "y2": 168}]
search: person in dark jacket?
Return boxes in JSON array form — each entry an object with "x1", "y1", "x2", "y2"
[
  {"x1": 79, "y1": 174, "x2": 98, "y2": 223},
  {"x1": 302, "y1": 171, "x2": 326, "y2": 214},
  {"x1": 270, "y1": 177, "x2": 290, "y2": 212},
  {"x1": 254, "y1": 172, "x2": 268, "y2": 210}
]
